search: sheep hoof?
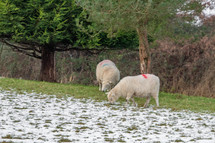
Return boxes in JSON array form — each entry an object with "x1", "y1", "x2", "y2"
[
  {"x1": 144, "y1": 105, "x2": 149, "y2": 108},
  {"x1": 153, "y1": 106, "x2": 159, "y2": 110}
]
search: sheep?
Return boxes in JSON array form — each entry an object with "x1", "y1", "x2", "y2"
[
  {"x1": 107, "y1": 74, "x2": 160, "y2": 107},
  {"x1": 96, "y1": 60, "x2": 120, "y2": 92}
]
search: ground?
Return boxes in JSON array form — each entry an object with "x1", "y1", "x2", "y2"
[{"x1": 0, "y1": 89, "x2": 215, "y2": 143}]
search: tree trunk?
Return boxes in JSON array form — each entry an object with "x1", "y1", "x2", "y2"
[
  {"x1": 40, "y1": 46, "x2": 56, "y2": 82},
  {"x1": 137, "y1": 28, "x2": 151, "y2": 74},
  {"x1": 0, "y1": 43, "x2": 3, "y2": 60}
]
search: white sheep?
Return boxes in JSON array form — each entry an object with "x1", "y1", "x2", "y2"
[
  {"x1": 107, "y1": 74, "x2": 160, "y2": 107},
  {"x1": 96, "y1": 60, "x2": 120, "y2": 92}
]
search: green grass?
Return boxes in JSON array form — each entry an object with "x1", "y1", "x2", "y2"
[
  {"x1": 0, "y1": 78, "x2": 106, "y2": 101},
  {"x1": 0, "y1": 77, "x2": 215, "y2": 113}
]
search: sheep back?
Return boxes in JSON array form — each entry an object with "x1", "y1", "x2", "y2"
[
  {"x1": 114, "y1": 74, "x2": 160, "y2": 97},
  {"x1": 96, "y1": 60, "x2": 120, "y2": 91}
]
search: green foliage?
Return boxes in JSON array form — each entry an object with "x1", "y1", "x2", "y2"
[
  {"x1": 0, "y1": 0, "x2": 141, "y2": 49},
  {"x1": 0, "y1": 0, "x2": 93, "y2": 47},
  {"x1": 74, "y1": 10, "x2": 102, "y2": 49},
  {"x1": 0, "y1": 0, "x2": 204, "y2": 49},
  {"x1": 180, "y1": 0, "x2": 203, "y2": 17},
  {"x1": 98, "y1": 31, "x2": 139, "y2": 49},
  {"x1": 77, "y1": 0, "x2": 186, "y2": 37},
  {"x1": 78, "y1": 0, "x2": 208, "y2": 44},
  {"x1": 154, "y1": 0, "x2": 209, "y2": 41},
  {"x1": 161, "y1": 19, "x2": 208, "y2": 41}
]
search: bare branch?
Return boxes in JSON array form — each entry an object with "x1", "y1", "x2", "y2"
[
  {"x1": 0, "y1": 38, "x2": 137, "y2": 57},
  {"x1": 0, "y1": 39, "x2": 42, "y2": 59},
  {"x1": 13, "y1": 48, "x2": 42, "y2": 59}
]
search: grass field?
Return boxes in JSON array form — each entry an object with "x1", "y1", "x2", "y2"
[{"x1": 0, "y1": 77, "x2": 215, "y2": 113}]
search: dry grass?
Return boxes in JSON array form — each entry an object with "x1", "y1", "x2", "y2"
[{"x1": 151, "y1": 35, "x2": 215, "y2": 97}]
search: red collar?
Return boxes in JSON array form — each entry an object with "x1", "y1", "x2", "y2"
[{"x1": 142, "y1": 74, "x2": 148, "y2": 79}]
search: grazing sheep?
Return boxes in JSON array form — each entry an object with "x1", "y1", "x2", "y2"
[
  {"x1": 96, "y1": 60, "x2": 120, "y2": 92},
  {"x1": 107, "y1": 74, "x2": 160, "y2": 107}
]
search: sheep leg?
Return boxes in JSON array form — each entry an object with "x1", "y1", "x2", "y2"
[
  {"x1": 144, "y1": 96, "x2": 151, "y2": 108},
  {"x1": 152, "y1": 93, "x2": 159, "y2": 107},
  {"x1": 99, "y1": 82, "x2": 102, "y2": 91},
  {"x1": 131, "y1": 98, "x2": 137, "y2": 107},
  {"x1": 126, "y1": 93, "x2": 134, "y2": 105},
  {"x1": 126, "y1": 96, "x2": 130, "y2": 105}
]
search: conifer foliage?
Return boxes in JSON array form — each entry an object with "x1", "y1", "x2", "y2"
[{"x1": 0, "y1": 0, "x2": 88, "y2": 82}]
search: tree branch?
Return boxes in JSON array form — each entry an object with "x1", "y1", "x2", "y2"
[
  {"x1": 13, "y1": 48, "x2": 42, "y2": 59},
  {"x1": 55, "y1": 44, "x2": 133, "y2": 54},
  {"x1": 0, "y1": 39, "x2": 137, "y2": 58},
  {"x1": 0, "y1": 39, "x2": 42, "y2": 59}
]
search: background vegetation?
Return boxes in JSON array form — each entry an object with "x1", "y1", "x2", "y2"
[{"x1": 1, "y1": 34, "x2": 214, "y2": 98}]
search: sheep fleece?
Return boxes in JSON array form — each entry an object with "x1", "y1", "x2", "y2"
[
  {"x1": 108, "y1": 74, "x2": 160, "y2": 106},
  {"x1": 96, "y1": 60, "x2": 120, "y2": 91}
]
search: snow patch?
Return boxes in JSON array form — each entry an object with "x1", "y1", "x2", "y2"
[{"x1": 0, "y1": 90, "x2": 215, "y2": 142}]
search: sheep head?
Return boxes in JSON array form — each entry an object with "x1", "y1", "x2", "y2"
[
  {"x1": 102, "y1": 81, "x2": 112, "y2": 92},
  {"x1": 107, "y1": 90, "x2": 118, "y2": 104}
]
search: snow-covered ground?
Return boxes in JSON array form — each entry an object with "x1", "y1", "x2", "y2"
[{"x1": 0, "y1": 89, "x2": 215, "y2": 143}]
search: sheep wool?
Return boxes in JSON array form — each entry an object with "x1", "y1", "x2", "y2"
[
  {"x1": 107, "y1": 74, "x2": 160, "y2": 107},
  {"x1": 96, "y1": 60, "x2": 120, "y2": 92}
]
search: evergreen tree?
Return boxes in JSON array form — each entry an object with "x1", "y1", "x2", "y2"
[{"x1": 0, "y1": 0, "x2": 95, "y2": 82}]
